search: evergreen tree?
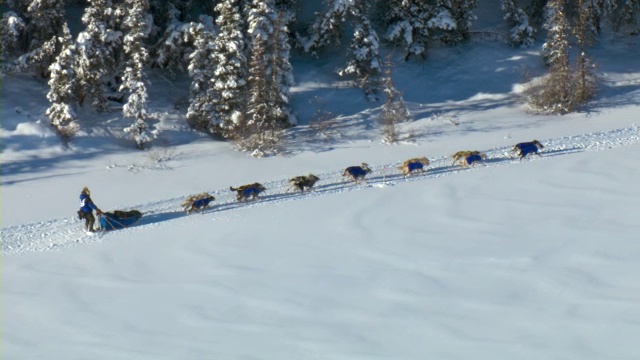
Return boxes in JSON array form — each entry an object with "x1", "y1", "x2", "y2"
[
  {"x1": 152, "y1": 6, "x2": 205, "y2": 77},
  {"x1": 46, "y1": 22, "x2": 79, "y2": 135},
  {"x1": 338, "y1": 12, "x2": 381, "y2": 101},
  {"x1": 611, "y1": 0, "x2": 640, "y2": 35},
  {"x1": 502, "y1": 0, "x2": 536, "y2": 47},
  {"x1": 0, "y1": 11, "x2": 26, "y2": 61},
  {"x1": 246, "y1": 34, "x2": 271, "y2": 144},
  {"x1": 25, "y1": 0, "x2": 66, "y2": 51},
  {"x1": 75, "y1": 0, "x2": 123, "y2": 112},
  {"x1": 186, "y1": 22, "x2": 217, "y2": 132},
  {"x1": 120, "y1": 0, "x2": 152, "y2": 149},
  {"x1": 300, "y1": 0, "x2": 381, "y2": 98},
  {"x1": 380, "y1": 0, "x2": 432, "y2": 61},
  {"x1": 267, "y1": 5, "x2": 295, "y2": 127},
  {"x1": 573, "y1": 0, "x2": 597, "y2": 105},
  {"x1": 210, "y1": 0, "x2": 248, "y2": 136},
  {"x1": 379, "y1": 57, "x2": 410, "y2": 143}
]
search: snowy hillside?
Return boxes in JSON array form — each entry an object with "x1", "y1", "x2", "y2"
[{"x1": 3, "y1": 9, "x2": 640, "y2": 360}]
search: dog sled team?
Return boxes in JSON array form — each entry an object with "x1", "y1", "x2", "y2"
[{"x1": 79, "y1": 140, "x2": 544, "y2": 230}]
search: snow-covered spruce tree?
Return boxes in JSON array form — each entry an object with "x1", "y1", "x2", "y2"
[
  {"x1": 267, "y1": 4, "x2": 295, "y2": 127},
  {"x1": 245, "y1": 34, "x2": 273, "y2": 150},
  {"x1": 7, "y1": 0, "x2": 66, "y2": 77},
  {"x1": 301, "y1": 0, "x2": 381, "y2": 99},
  {"x1": 120, "y1": 0, "x2": 153, "y2": 149},
  {"x1": 572, "y1": 0, "x2": 597, "y2": 107},
  {"x1": 246, "y1": 0, "x2": 294, "y2": 132},
  {"x1": 529, "y1": 0, "x2": 572, "y2": 113},
  {"x1": 379, "y1": 57, "x2": 410, "y2": 144},
  {"x1": 75, "y1": 0, "x2": 123, "y2": 112},
  {"x1": 338, "y1": 12, "x2": 381, "y2": 101},
  {"x1": 297, "y1": 0, "x2": 352, "y2": 56},
  {"x1": 46, "y1": 23, "x2": 79, "y2": 138},
  {"x1": 502, "y1": 0, "x2": 536, "y2": 47},
  {"x1": 611, "y1": 0, "x2": 640, "y2": 35},
  {"x1": 186, "y1": 23, "x2": 217, "y2": 133},
  {"x1": 208, "y1": 0, "x2": 248, "y2": 137},
  {"x1": 152, "y1": 5, "x2": 204, "y2": 77},
  {"x1": 0, "y1": 11, "x2": 26, "y2": 62},
  {"x1": 378, "y1": 0, "x2": 432, "y2": 61},
  {"x1": 436, "y1": 0, "x2": 478, "y2": 45}
]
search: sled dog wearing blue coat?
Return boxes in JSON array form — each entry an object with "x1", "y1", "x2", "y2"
[
  {"x1": 512, "y1": 140, "x2": 544, "y2": 159},
  {"x1": 230, "y1": 183, "x2": 267, "y2": 201},
  {"x1": 182, "y1": 192, "x2": 215, "y2": 214},
  {"x1": 398, "y1": 157, "x2": 429, "y2": 177},
  {"x1": 342, "y1": 163, "x2": 372, "y2": 184}
]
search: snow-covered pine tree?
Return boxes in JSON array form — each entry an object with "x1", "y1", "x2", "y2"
[
  {"x1": 529, "y1": 0, "x2": 572, "y2": 113},
  {"x1": 427, "y1": 0, "x2": 477, "y2": 45},
  {"x1": 268, "y1": 4, "x2": 295, "y2": 127},
  {"x1": 152, "y1": 5, "x2": 204, "y2": 77},
  {"x1": 208, "y1": 0, "x2": 248, "y2": 137},
  {"x1": 611, "y1": 0, "x2": 640, "y2": 35},
  {"x1": 379, "y1": 0, "x2": 432, "y2": 61},
  {"x1": 502, "y1": 0, "x2": 536, "y2": 47},
  {"x1": 75, "y1": 0, "x2": 123, "y2": 112},
  {"x1": 186, "y1": 22, "x2": 217, "y2": 133},
  {"x1": 8, "y1": 0, "x2": 65, "y2": 77},
  {"x1": 379, "y1": 56, "x2": 410, "y2": 143},
  {"x1": 120, "y1": 0, "x2": 153, "y2": 149},
  {"x1": 338, "y1": 11, "x2": 381, "y2": 101},
  {"x1": 297, "y1": 0, "x2": 352, "y2": 56},
  {"x1": 301, "y1": 0, "x2": 380, "y2": 99},
  {"x1": 0, "y1": 11, "x2": 26, "y2": 62},
  {"x1": 246, "y1": 0, "x2": 277, "y2": 141},
  {"x1": 46, "y1": 22, "x2": 79, "y2": 137},
  {"x1": 573, "y1": 0, "x2": 597, "y2": 106}
]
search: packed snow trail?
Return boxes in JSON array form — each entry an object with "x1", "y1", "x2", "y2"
[{"x1": 3, "y1": 126, "x2": 639, "y2": 256}]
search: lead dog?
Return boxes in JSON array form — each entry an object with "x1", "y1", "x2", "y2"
[
  {"x1": 230, "y1": 183, "x2": 266, "y2": 201},
  {"x1": 288, "y1": 174, "x2": 320, "y2": 193},
  {"x1": 182, "y1": 192, "x2": 215, "y2": 214},
  {"x1": 512, "y1": 140, "x2": 544, "y2": 159},
  {"x1": 342, "y1": 163, "x2": 372, "y2": 184},
  {"x1": 398, "y1": 157, "x2": 429, "y2": 177}
]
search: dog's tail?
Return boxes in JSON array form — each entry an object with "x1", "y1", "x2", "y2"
[{"x1": 230, "y1": 186, "x2": 238, "y2": 191}]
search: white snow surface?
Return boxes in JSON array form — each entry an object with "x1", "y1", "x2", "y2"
[{"x1": 3, "y1": 29, "x2": 640, "y2": 359}]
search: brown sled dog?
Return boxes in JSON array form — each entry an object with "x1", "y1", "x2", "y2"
[
  {"x1": 453, "y1": 151, "x2": 487, "y2": 168},
  {"x1": 181, "y1": 192, "x2": 215, "y2": 214},
  {"x1": 398, "y1": 157, "x2": 430, "y2": 177},
  {"x1": 288, "y1": 174, "x2": 320, "y2": 192},
  {"x1": 230, "y1": 183, "x2": 267, "y2": 201},
  {"x1": 451, "y1": 150, "x2": 481, "y2": 165}
]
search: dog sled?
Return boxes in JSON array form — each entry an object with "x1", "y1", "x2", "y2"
[{"x1": 99, "y1": 210, "x2": 143, "y2": 231}]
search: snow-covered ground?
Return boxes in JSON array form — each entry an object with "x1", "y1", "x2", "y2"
[{"x1": 3, "y1": 22, "x2": 640, "y2": 360}]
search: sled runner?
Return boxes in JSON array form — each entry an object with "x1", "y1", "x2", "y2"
[{"x1": 99, "y1": 210, "x2": 143, "y2": 231}]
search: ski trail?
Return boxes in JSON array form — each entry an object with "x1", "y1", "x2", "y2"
[{"x1": 3, "y1": 126, "x2": 639, "y2": 256}]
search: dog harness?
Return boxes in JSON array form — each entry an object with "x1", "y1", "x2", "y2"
[{"x1": 242, "y1": 187, "x2": 262, "y2": 197}]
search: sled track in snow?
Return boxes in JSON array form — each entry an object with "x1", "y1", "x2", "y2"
[{"x1": 3, "y1": 126, "x2": 639, "y2": 256}]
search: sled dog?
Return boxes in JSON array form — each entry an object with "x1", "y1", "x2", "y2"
[
  {"x1": 288, "y1": 174, "x2": 320, "y2": 193},
  {"x1": 342, "y1": 163, "x2": 372, "y2": 184},
  {"x1": 182, "y1": 192, "x2": 215, "y2": 214},
  {"x1": 230, "y1": 183, "x2": 266, "y2": 201},
  {"x1": 398, "y1": 157, "x2": 430, "y2": 177},
  {"x1": 512, "y1": 140, "x2": 544, "y2": 159}
]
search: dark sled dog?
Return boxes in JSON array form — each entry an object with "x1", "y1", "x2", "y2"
[
  {"x1": 288, "y1": 174, "x2": 320, "y2": 192},
  {"x1": 398, "y1": 157, "x2": 429, "y2": 177},
  {"x1": 181, "y1": 192, "x2": 215, "y2": 214},
  {"x1": 512, "y1": 140, "x2": 544, "y2": 159},
  {"x1": 230, "y1": 183, "x2": 266, "y2": 201},
  {"x1": 342, "y1": 163, "x2": 372, "y2": 184}
]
